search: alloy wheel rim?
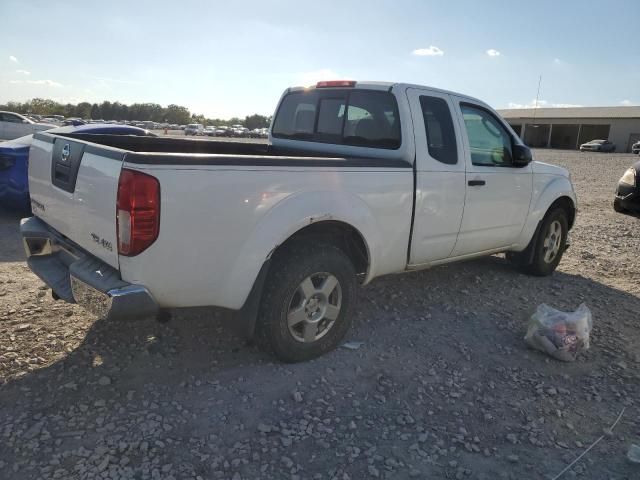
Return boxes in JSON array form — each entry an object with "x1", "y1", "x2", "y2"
[
  {"x1": 287, "y1": 272, "x2": 342, "y2": 343},
  {"x1": 543, "y1": 220, "x2": 562, "y2": 263}
]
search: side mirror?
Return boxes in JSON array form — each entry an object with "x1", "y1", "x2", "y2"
[{"x1": 512, "y1": 144, "x2": 532, "y2": 167}]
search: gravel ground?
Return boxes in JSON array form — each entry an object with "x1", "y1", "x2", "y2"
[{"x1": 0, "y1": 149, "x2": 639, "y2": 479}]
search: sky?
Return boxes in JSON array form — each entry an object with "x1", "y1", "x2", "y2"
[{"x1": 1, "y1": 0, "x2": 639, "y2": 118}]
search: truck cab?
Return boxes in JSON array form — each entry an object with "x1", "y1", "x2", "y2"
[{"x1": 270, "y1": 81, "x2": 573, "y2": 267}]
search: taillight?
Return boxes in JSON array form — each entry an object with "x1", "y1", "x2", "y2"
[{"x1": 117, "y1": 169, "x2": 160, "y2": 256}]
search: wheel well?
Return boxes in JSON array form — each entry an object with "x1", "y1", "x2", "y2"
[
  {"x1": 549, "y1": 196, "x2": 576, "y2": 229},
  {"x1": 273, "y1": 221, "x2": 370, "y2": 277}
]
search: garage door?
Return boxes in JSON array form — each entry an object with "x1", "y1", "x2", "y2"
[
  {"x1": 550, "y1": 124, "x2": 580, "y2": 149},
  {"x1": 524, "y1": 124, "x2": 550, "y2": 147},
  {"x1": 578, "y1": 124, "x2": 610, "y2": 145}
]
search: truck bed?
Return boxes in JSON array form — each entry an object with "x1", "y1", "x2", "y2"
[
  {"x1": 27, "y1": 131, "x2": 414, "y2": 310},
  {"x1": 35, "y1": 133, "x2": 409, "y2": 168}
]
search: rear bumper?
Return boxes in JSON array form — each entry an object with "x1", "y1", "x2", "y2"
[{"x1": 20, "y1": 216, "x2": 158, "y2": 320}]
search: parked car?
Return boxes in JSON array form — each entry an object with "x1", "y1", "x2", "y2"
[
  {"x1": 42, "y1": 117, "x2": 63, "y2": 125},
  {"x1": 185, "y1": 123, "x2": 204, "y2": 136},
  {"x1": 613, "y1": 160, "x2": 640, "y2": 215},
  {"x1": 203, "y1": 126, "x2": 216, "y2": 136},
  {"x1": 249, "y1": 128, "x2": 267, "y2": 138},
  {"x1": 21, "y1": 80, "x2": 576, "y2": 362},
  {"x1": 632, "y1": 141, "x2": 640, "y2": 154},
  {"x1": 216, "y1": 126, "x2": 234, "y2": 137},
  {"x1": 579, "y1": 139, "x2": 616, "y2": 152},
  {"x1": 0, "y1": 111, "x2": 56, "y2": 140},
  {"x1": 63, "y1": 118, "x2": 86, "y2": 126},
  {"x1": 0, "y1": 124, "x2": 155, "y2": 212}
]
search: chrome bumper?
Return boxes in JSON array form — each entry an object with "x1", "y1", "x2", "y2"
[{"x1": 21, "y1": 216, "x2": 158, "y2": 320}]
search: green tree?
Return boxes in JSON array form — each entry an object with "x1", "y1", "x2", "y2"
[
  {"x1": 100, "y1": 101, "x2": 113, "y2": 120},
  {"x1": 191, "y1": 113, "x2": 206, "y2": 124},
  {"x1": 0, "y1": 97, "x2": 255, "y2": 126},
  {"x1": 29, "y1": 98, "x2": 59, "y2": 115},
  {"x1": 75, "y1": 102, "x2": 92, "y2": 119},
  {"x1": 244, "y1": 114, "x2": 270, "y2": 130},
  {"x1": 90, "y1": 104, "x2": 101, "y2": 119},
  {"x1": 165, "y1": 104, "x2": 191, "y2": 124}
]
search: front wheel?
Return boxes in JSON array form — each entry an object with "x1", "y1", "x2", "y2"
[
  {"x1": 613, "y1": 197, "x2": 626, "y2": 213},
  {"x1": 509, "y1": 208, "x2": 569, "y2": 276},
  {"x1": 256, "y1": 242, "x2": 357, "y2": 362}
]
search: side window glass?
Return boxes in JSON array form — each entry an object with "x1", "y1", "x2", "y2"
[
  {"x1": 419, "y1": 96, "x2": 458, "y2": 164},
  {"x1": 461, "y1": 104, "x2": 513, "y2": 166},
  {"x1": 5, "y1": 114, "x2": 22, "y2": 123}
]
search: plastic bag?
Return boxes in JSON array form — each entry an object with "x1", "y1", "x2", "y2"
[{"x1": 524, "y1": 303, "x2": 592, "y2": 362}]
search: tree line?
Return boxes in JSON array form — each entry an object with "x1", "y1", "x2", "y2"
[{"x1": 0, "y1": 98, "x2": 271, "y2": 129}]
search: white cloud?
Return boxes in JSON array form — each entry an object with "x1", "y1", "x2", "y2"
[
  {"x1": 412, "y1": 46, "x2": 444, "y2": 57},
  {"x1": 507, "y1": 99, "x2": 582, "y2": 109},
  {"x1": 16, "y1": 69, "x2": 30, "y2": 75},
  {"x1": 8, "y1": 79, "x2": 63, "y2": 87},
  {"x1": 620, "y1": 99, "x2": 633, "y2": 106},
  {"x1": 9, "y1": 55, "x2": 18, "y2": 63},
  {"x1": 551, "y1": 103, "x2": 583, "y2": 108},
  {"x1": 486, "y1": 49, "x2": 501, "y2": 57},
  {"x1": 507, "y1": 99, "x2": 546, "y2": 109},
  {"x1": 31, "y1": 79, "x2": 63, "y2": 87}
]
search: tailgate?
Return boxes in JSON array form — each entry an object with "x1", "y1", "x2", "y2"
[{"x1": 28, "y1": 133, "x2": 125, "y2": 269}]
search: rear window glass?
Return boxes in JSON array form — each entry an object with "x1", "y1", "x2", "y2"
[
  {"x1": 317, "y1": 97, "x2": 346, "y2": 136},
  {"x1": 272, "y1": 89, "x2": 401, "y2": 149}
]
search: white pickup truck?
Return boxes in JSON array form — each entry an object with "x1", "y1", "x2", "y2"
[{"x1": 22, "y1": 80, "x2": 577, "y2": 362}]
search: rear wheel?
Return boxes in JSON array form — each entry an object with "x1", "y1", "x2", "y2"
[
  {"x1": 255, "y1": 242, "x2": 357, "y2": 362},
  {"x1": 508, "y1": 208, "x2": 569, "y2": 276}
]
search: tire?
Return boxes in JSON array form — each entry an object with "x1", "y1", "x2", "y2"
[
  {"x1": 510, "y1": 208, "x2": 569, "y2": 276},
  {"x1": 613, "y1": 197, "x2": 626, "y2": 213},
  {"x1": 255, "y1": 242, "x2": 357, "y2": 362}
]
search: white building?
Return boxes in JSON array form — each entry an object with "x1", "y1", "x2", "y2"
[{"x1": 497, "y1": 106, "x2": 640, "y2": 152}]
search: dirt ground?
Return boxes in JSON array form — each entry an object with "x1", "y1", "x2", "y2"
[{"x1": 0, "y1": 149, "x2": 638, "y2": 480}]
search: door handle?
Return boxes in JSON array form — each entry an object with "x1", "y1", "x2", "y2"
[{"x1": 468, "y1": 179, "x2": 486, "y2": 186}]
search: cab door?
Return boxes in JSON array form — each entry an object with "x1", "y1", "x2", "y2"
[
  {"x1": 450, "y1": 97, "x2": 533, "y2": 256},
  {"x1": 407, "y1": 87, "x2": 466, "y2": 265}
]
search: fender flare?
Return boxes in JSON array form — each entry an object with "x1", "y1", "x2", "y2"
[
  {"x1": 224, "y1": 189, "x2": 380, "y2": 311},
  {"x1": 516, "y1": 176, "x2": 576, "y2": 250}
]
